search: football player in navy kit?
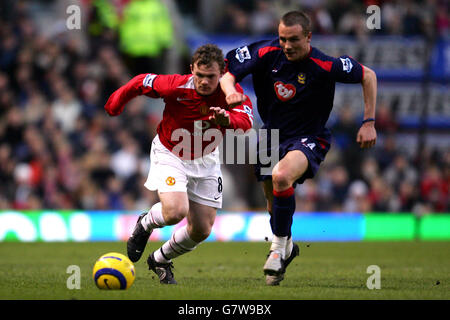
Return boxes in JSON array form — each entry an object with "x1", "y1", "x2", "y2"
[{"x1": 220, "y1": 11, "x2": 377, "y2": 285}]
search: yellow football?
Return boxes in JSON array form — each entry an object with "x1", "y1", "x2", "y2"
[{"x1": 92, "y1": 252, "x2": 135, "y2": 290}]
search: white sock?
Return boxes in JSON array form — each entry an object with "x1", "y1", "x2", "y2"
[
  {"x1": 285, "y1": 237, "x2": 293, "y2": 258},
  {"x1": 141, "y1": 202, "x2": 166, "y2": 231},
  {"x1": 270, "y1": 235, "x2": 288, "y2": 259},
  {"x1": 154, "y1": 226, "x2": 199, "y2": 263}
]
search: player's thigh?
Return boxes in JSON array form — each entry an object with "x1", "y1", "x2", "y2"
[
  {"x1": 186, "y1": 200, "x2": 217, "y2": 241},
  {"x1": 186, "y1": 166, "x2": 223, "y2": 209},
  {"x1": 272, "y1": 150, "x2": 309, "y2": 188},
  {"x1": 145, "y1": 135, "x2": 188, "y2": 194}
]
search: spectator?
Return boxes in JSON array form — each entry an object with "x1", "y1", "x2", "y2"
[
  {"x1": 420, "y1": 165, "x2": 449, "y2": 212},
  {"x1": 381, "y1": 0, "x2": 404, "y2": 35},
  {"x1": 117, "y1": 0, "x2": 175, "y2": 75},
  {"x1": 435, "y1": 2, "x2": 449, "y2": 37},
  {"x1": 331, "y1": 105, "x2": 365, "y2": 181},
  {"x1": 375, "y1": 100, "x2": 398, "y2": 134},
  {"x1": 368, "y1": 176, "x2": 400, "y2": 212},
  {"x1": 216, "y1": 4, "x2": 250, "y2": 34},
  {"x1": 249, "y1": 0, "x2": 277, "y2": 35},
  {"x1": 336, "y1": 4, "x2": 369, "y2": 40},
  {"x1": 312, "y1": 4, "x2": 334, "y2": 34},
  {"x1": 51, "y1": 84, "x2": 82, "y2": 133},
  {"x1": 384, "y1": 153, "x2": 418, "y2": 192},
  {"x1": 398, "y1": 180, "x2": 419, "y2": 212},
  {"x1": 402, "y1": 1, "x2": 423, "y2": 36},
  {"x1": 344, "y1": 180, "x2": 372, "y2": 212},
  {"x1": 328, "y1": 165, "x2": 350, "y2": 209},
  {"x1": 329, "y1": 0, "x2": 354, "y2": 32}
]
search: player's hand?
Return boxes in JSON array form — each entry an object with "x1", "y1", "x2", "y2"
[
  {"x1": 104, "y1": 100, "x2": 124, "y2": 116},
  {"x1": 225, "y1": 92, "x2": 247, "y2": 108},
  {"x1": 356, "y1": 122, "x2": 377, "y2": 148},
  {"x1": 209, "y1": 107, "x2": 231, "y2": 127}
]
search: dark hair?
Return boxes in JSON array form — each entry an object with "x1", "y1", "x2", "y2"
[
  {"x1": 280, "y1": 11, "x2": 311, "y2": 35},
  {"x1": 191, "y1": 44, "x2": 225, "y2": 70}
]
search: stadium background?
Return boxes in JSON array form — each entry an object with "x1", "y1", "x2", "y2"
[{"x1": 0, "y1": 0, "x2": 448, "y2": 243}]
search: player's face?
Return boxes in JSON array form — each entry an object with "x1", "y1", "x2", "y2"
[
  {"x1": 191, "y1": 61, "x2": 223, "y2": 96},
  {"x1": 278, "y1": 22, "x2": 311, "y2": 61}
]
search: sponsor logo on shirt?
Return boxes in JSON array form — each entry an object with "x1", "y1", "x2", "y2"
[
  {"x1": 274, "y1": 81, "x2": 296, "y2": 101},
  {"x1": 235, "y1": 46, "x2": 251, "y2": 63},
  {"x1": 340, "y1": 57, "x2": 353, "y2": 73},
  {"x1": 176, "y1": 96, "x2": 191, "y2": 102}
]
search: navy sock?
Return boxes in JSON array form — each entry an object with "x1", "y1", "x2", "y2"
[
  {"x1": 269, "y1": 212, "x2": 275, "y2": 234},
  {"x1": 272, "y1": 187, "x2": 295, "y2": 237}
]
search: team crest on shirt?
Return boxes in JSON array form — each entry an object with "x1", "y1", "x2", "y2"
[
  {"x1": 199, "y1": 103, "x2": 209, "y2": 115},
  {"x1": 274, "y1": 81, "x2": 296, "y2": 102},
  {"x1": 166, "y1": 177, "x2": 176, "y2": 186},
  {"x1": 297, "y1": 73, "x2": 306, "y2": 84}
]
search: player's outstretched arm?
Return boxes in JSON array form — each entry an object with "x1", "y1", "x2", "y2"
[
  {"x1": 220, "y1": 72, "x2": 247, "y2": 107},
  {"x1": 104, "y1": 74, "x2": 156, "y2": 116},
  {"x1": 357, "y1": 65, "x2": 377, "y2": 149}
]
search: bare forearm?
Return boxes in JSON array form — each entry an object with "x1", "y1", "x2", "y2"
[
  {"x1": 220, "y1": 72, "x2": 238, "y2": 95},
  {"x1": 361, "y1": 66, "x2": 377, "y2": 119},
  {"x1": 356, "y1": 66, "x2": 377, "y2": 148}
]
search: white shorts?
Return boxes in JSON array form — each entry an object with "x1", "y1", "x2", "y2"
[{"x1": 144, "y1": 135, "x2": 223, "y2": 208}]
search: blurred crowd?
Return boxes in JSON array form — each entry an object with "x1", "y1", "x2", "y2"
[
  {"x1": 185, "y1": 0, "x2": 449, "y2": 39},
  {"x1": 0, "y1": 0, "x2": 448, "y2": 214},
  {"x1": 294, "y1": 106, "x2": 449, "y2": 214}
]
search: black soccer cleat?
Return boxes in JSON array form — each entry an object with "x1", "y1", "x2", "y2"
[
  {"x1": 127, "y1": 212, "x2": 152, "y2": 262},
  {"x1": 283, "y1": 243, "x2": 300, "y2": 271},
  {"x1": 147, "y1": 251, "x2": 177, "y2": 284}
]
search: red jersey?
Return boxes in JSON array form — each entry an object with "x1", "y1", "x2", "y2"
[{"x1": 104, "y1": 73, "x2": 254, "y2": 159}]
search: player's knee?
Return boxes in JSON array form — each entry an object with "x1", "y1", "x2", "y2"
[
  {"x1": 188, "y1": 225, "x2": 211, "y2": 242},
  {"x1": 272, "y1": 170, "x2": 292, "y2": 191},
  {"x1": 162, "y1": 203, "x2": 189, "y2": 225}
]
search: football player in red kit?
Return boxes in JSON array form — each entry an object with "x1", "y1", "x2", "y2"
[{"x1": 104, "y1": 44, "x2": 253, "y2": 284}]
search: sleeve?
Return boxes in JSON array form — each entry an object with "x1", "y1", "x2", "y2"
[
  {"x1": 104, "y1": 73, "x2": 157, "y2": 116},
  {"x1": 147, "y1": 74, "x2": 179, "y2": 98},
  {"x1": 104, "y1": 73, "x2": 176, "y2": 116},
  {"x1": 330, "y1": 55, "x2": 364, "y2": 83},
  {"x1": 225, "y1": 41, "x2": 267, "y2": 82},
  {"x1": 227, "y1": 92, "x2": 254, "y2": 131}
]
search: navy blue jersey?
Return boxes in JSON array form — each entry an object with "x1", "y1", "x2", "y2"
[{"x1": 226, "y1": 38, "x2": 364, "y2": 141}]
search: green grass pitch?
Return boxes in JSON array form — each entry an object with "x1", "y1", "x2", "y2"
[{"x1": 0, "y1": 241, "x2": 448, "y2": 300}]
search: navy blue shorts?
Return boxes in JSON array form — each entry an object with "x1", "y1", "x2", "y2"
[{"x1": 254, "y1": 133, "x2": 331, "y2": 187}]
